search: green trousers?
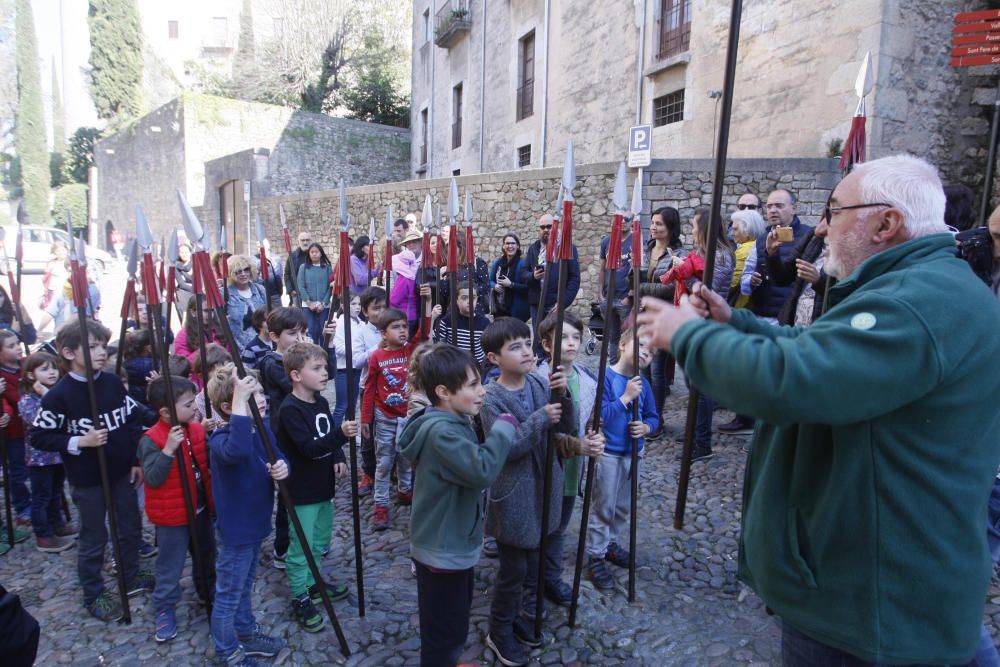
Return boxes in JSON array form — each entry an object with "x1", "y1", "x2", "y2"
[{"x1": 286, "y1": 500, "x2": 333, "y2": 597}]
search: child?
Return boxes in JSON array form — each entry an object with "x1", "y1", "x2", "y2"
[
  {"x1": 479, "y1": 317, "x2": 570, "y2": 665},
  {"x1": 534, "y1": 310, "x2": 605, "y2": 605},
  {"x1": 360, "y1": 304, "x2": 435, "y2": 530},
  {"x1": 585, "y1": 324, "x2": 659, "y2": 591},
  {"x1": 122, "y1": 328, "x2": 155, "y2": 407},
  {"x1": 168, "y1": 354, "x2": 191, "y2": 378},
  {"x1": 258, "y1": 306, "x2": 309, "y2": 568},
  {"x1": 28, "y1": 319, "x2": 155, "y2": 621},
  {"x1": 433, "y1": 285, "x2": 490, "y2": 370},
  {"x1": 331, "y1": 291, "x2": 369, "y2": 428},
  {"x1": 0, "y1": 329, "x2": 30, "y2": 525},
  {"x1": 398, "y1": 344, "x2": 517, "y2": 666},
  {"x1": 192, "y1": 343, "x2": 233, "y2": 427},
  {"x1": 140, "y1": 376, "x2": 217, "y2": 642},
  {"x1": 276, "y1": 342, "x2": 356, "y2": 631},
  {"x1": 355, "y1": 286, "x2": 386, "y2": 497},
  {"x1": 206, "y1": 364, "x2": 288, "y2": 665},
  {"x1": 20, "y1": 350, "x2": 77, "y2": 552},
  {"x1": 296, "y1": 242, "x2": 333, "y2": 344},
  {"x1": 239, "y1": 306, "x2": 272, "y2": 370}
]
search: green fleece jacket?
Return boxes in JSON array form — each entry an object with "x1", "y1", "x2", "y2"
[
  {"x1": 672, "y1": 234, "x2": 1000, "y2": 664},
  {"x1": 398, "y1": 408, "x2": 515, "y2": 570}
]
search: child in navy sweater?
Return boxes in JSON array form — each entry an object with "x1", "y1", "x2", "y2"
[
  {"x1": 28, "y1": 319, "x2": 156, "y2": 621},
  {"x1": 207, "y1": 363, "x2": 289, "y2": 665}
]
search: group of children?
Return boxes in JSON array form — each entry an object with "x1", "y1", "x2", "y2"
[{"x1": 0, "y1": 269, "x2": 660, "y2": 667}]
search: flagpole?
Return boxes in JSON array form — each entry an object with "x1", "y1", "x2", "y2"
[
  {"x1": 179, "y1": 192, "x2": 351, "y2": 656},
  {"x1": 66, "y1": 215, "x2": 132, "y2": 624},
  {"x1": 674, "y1": 0, "x2": 743, "y2": 530},
  {"x1": 569, "y1": 162, "x2": 628, "y2": 627}
]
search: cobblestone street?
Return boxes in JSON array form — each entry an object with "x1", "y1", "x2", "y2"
[{"x1": 2, "y1": 353, "x2": 999, "y2": 665}]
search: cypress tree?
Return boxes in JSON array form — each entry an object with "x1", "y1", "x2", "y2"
[
  {"x1": 51, "y1": 60, "x2": 65, "y2": 151},
  {"x1": 88, "y1": 0, "x2": 143, "y2": 122},
  {"x1": 15, "y1": 0, "x2": 50, "y2": 225}
]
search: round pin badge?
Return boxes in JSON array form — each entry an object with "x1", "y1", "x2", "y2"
[{"x1": 850, "y1": 312, "x2": 877, "y2": 330}]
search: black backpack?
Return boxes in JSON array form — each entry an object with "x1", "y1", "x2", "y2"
[{"x1": 955, "y1": 226, "x2": 994, "y2": 286}]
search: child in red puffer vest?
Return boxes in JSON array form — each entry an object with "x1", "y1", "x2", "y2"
[{"x1": 139, "y1": 375, "x2": 216, "y2": 643}]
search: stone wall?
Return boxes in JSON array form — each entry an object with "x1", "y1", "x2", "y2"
[
  {"x1": 94, "y1": 94, "x2": 411, "y2": 244},
  {"x1": 252, "y1": 157, "x2": 840, "y2": 315}
]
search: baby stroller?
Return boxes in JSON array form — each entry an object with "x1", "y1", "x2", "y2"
[{"x1": 585, "y1": 301, "x2": 604, "y2": 355}]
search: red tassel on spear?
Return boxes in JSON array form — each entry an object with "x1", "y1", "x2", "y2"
[{"x1": 839, "y1": 51, "x2": 873, "y2": 174}]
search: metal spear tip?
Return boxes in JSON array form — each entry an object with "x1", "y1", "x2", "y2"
[
  {"x1": 553, "y1": 183, "x2": 565, "y2": 221},
  {"x1": 855, "y1": 51, "x2": 873, "y2": 98},
  {"x1": 167, "y1": 229, "x2": 180, "y2": 263},
  {"x1": 385, "y1": 205, "x2": 394, "y2": 237},
  {"x1": 254, "y1": 211, "x2": 266, "y2": 244},
  {"x1": 159, "y1": 235, "x2": 166, "y2": 260},
  {"x1": 125, "y1": 238, "x2": 139, "y2": 277},
  {"x1": 421, "y1": 195, "x2": 432, "y2": 230},
  {"x1": 76, "y1": 234, "x2": 87, "y2": 266},
  {"x1": 219, "y1": 223, "x2": 228, "y2": 252},
  {"x1": 368, "y1": 216, "x2": 376, "y2": 242},
  {"x1": 613, "y1": 161, "x2": 629, "y2": 213},
  {"x1": 562, "y1": 141, "x2": 576, "y2": 202},
  {"x1": 279, "y1": 203, "x2": 288, "y2": 229},
  {"x1": 339, "y1": 179, "x2": 349, "y2": 230},
  {"x1": 630, "y1": 168, "x2": 644, "y2": 219},
  {"x1": 135, "y1": 206, "x2": 154, "y2": 250},
  {"x1": 464, "y1": 192, "x2": 473, "y2": 227},
  {"x1": 448, "y1": 177, "x2": 460, "y2": 223},
  {"x1": 177, "y1": 190, "x2": 206, "y2": 251}
]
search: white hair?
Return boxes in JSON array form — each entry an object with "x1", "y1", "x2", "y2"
[
  {"x1": 730, "y1": 209, "x2": 766, "y2": 240},
  {"x1": 852, "y1": 155, "x2": 948, "y2": 238}
]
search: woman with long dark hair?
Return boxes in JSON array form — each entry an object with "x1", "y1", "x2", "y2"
[
  {"x1": 638, "y1": 207, "x2": 686, "y2": 430},
  {"x1": 489, "y1": 233, "x2": 529, "y2": 321},
  {"x1": 296, "y1": 242, "x2": 333, "y2": 343},
  {"x1": 349, "y1": 235, "x2": 379, "y2": 293}
]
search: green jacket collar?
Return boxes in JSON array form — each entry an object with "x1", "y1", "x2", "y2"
[{"x1": 827, "y1": 233, "x2": 954, "y2": 309}]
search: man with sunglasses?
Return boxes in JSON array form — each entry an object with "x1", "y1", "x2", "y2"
[
  {"x1": 638, "y1": 154, "x2": 1000, "y2": 666},
  {"x1": 735, "y1": 193, "x2": 760, "y2": 212},
  {"x1": 284, "y1": 232, "x2": 312, "y2": 307},
  {"x1": 745, "y1": 189, "x2": 811, "y2": 324},
  {"x1": 521, "y1": 213, "x2": 580, "y2": 356}
]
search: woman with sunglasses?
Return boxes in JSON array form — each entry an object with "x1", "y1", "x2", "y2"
[
  {"x1": 225, "y1": 254, "x2": 268, "y2": 350},
  {"x1": 489, "y1": 233, "x2": 529, "y2": 321}
]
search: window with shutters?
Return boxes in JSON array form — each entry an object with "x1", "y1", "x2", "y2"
[
  {"x1": 657, "y1": 0, "x2": 691, "y2": 59},
  {"x1": 517, "y1": 31, "x2": 535, "y2": 121},
  {"x1": 452, "y1": 83, "x2": 463, "y2": 149}
]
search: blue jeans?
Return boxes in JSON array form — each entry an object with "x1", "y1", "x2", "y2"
[
  {"x1": 782, "y1": 621, "x2": 941, "y2": 666},
  {"x1": 643, "y1": 350, "x2": 675, "y2": 418},
  {"x1": 303, "y1": 307, "x2": 329, "y2": 345},
  {"x1": 333, "y1": 368, "x2": 361, "y2": 429},
  {"x1": 28, "y1": 464, "x2": 66, "y2": 538},
  {"x1": 72, "y1": 476, "x2": 142, "y2": 605},
  {"x1": 5, "y1": 438, "x2": 30, "y2": 515},
  {"x1": 694, "y1": 393, "x2": 716, "y2": 452},
  {"x1": 153, "y1": 511, "x2": 216, "y2": 614},
  {"x1": 211, "y1": 538, "x2": 262, "y2": 658}
]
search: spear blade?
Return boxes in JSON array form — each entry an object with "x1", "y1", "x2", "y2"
[
  {"x1": 279, "y1": 203, "x2": 292, "y2": 254},
  {"x1": 630, "y1": 168, "x2": 644, "y2": 219},
  {"x1": 339, "y1": 179, "x2": 349, "y2": 232},
  {"x1": 613, "y1": 161, "x2": 629, "y2": 214},
  {"x1": 553, "y1": 183, "x2": 564, "y2": 222},
  {"x1": 167, "y1": 229, "x2": 180, "y2": 263},
  {"x1": 385, "y1": 205, "x2": 394, "y2": 240},
  {"x1": 177, "y1": 190, "x2": 207, "y2": 252},
  {"x1": 255, "y1": 212, "x2": 266, "y2": 244},
  {"x1": 136, "y1": 206, "x2": 154, "y2": 251},
  {"x1": 421, "y1": 195, "x2": 432, "y2": 231},
  {"x1": 219, "y1": 224, "x2": 228, "y2": 253},
  {"x1": 448, "y1": 178, "x2": 460, "y2": 226},
  {"x1": 464, "y1": 192, "x2": 473, "y2": 227},
  {"x1": 125, "y1": 239, "x2": 138, "y2": 278},
  {"x1": 562, "y1": 142, "x2": 576, "y2": 203},
  {"x1": 855, "y1": 50, "x2": 873, "y2": 99}
]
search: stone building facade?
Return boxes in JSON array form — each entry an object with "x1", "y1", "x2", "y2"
[
  {"x1": 410, "y1": 0, "x2": 994, "y2": 199},
  {"x1": 93, "y1": 94, "x2": 411, "y2": 249},
  {"x1": 254, "y1": 157, "x2": 839, "y2": 317}
]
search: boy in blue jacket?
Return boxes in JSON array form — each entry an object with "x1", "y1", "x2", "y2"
[
  {"x1": 398, "y1": 344, "x2": 516, "y2": 667},
  {"x1": 207, "y1": 364, "x2": 289, "y2": 666},
  {"x1": 585, "y1": 323, "x2": 658, "y2": 592}
]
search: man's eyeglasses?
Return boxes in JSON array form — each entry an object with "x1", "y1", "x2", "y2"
[
  {"x1": 823, "y1": 202, "x2": 893, "y2": 223},
  {"x1": 737, "y1": 203, "x2": 758, "y2": 211}
]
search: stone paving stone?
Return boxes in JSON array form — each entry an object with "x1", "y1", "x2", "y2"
[{"x1": 1, "y1": 357, "x2": 997, "y2": 664}]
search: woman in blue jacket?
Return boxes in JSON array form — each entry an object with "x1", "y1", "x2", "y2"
[
  {"x1": 489, "y1": 233, "x2": 529, "y2": 321},
  {"x1": 296, "y1": 242, "x2": 333, "y2": 344}
]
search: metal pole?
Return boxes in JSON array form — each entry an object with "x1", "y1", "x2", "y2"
[
  {"x1": 674, "y1": 0, "x2": 743, "y2": 530},
  {"x1": 980, "y1": 79, "x2": 1000, "y2": 226}
]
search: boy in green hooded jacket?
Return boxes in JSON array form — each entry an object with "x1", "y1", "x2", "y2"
[{"x1": 398, "y1": 344, "x2": 516, "y2": 667}]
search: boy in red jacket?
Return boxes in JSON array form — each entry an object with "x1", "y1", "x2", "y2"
[
  {"x1": 361, "y1": 302, "x2": 437, "y2": 530},
  {"x1": 140, "y1": 375, "x2": 216, "y2": 643}
]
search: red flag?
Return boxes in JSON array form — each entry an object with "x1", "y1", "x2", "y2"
[
  {"x1": 464, "y1": 227, "x2": 474, "y2": 265},
  {"x1": 839, "y1": 116, "x2": 866, "y2": 171},
  {"x1": 435, "y1": 233, "x2": 444, "y2": 268},
  {"x1": 142, "y1": 255, "x2": 161, "y2": 307},
  {"x1": 166, "y1": 266, "x2": 176, "y2": 307},
  {"x1": 560, "y1": 201, "x2": 574, "y2": 260},
  {"x1": 606, "y1": 215, "x2": 624, "y2": 270},
  {"x1": 447, "y1": 225, "x2": 459, "y2": 273}
]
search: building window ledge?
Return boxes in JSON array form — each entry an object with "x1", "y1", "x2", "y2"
[
  {"x1": 415, "y1": 164, "x2": 428, "y2": 175},
  {"x1": 645, "y1": 51, "x2": 690, "y2": 78}
]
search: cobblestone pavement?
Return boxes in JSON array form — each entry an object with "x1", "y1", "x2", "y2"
[{"x1": 2, "y1": 328, "x2": 999, "y2": 665}]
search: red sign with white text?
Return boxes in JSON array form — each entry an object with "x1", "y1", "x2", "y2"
[
  {"x1": 955, "y1": 9, "x2": 1000, "y2": 23},
  {"x1": 955, "y1": 20, "x2": 1000, "y2": 34},
  {"x1": 950, "y1": 54, "x2": 1000, "y2": 68},
  {"x1": 954, "y1": 31, "x2": 1000, "y2": 46},
  {"x1": 952, "y1": 44, "x2": 1000, "y2": 57}
]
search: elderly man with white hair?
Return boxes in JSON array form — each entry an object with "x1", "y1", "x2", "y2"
[{"x1": 639, "y1": 155, "x2": 1000, "y2": 665}]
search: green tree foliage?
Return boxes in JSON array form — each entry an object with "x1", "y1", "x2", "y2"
[
  {"x1": 341, "y1": 39, "x2": 409, "y2": 127},
  {"x1": 52, "y1": 183, "x2": 88, "y2": 229},
  {"x1": 51, "y1": 60, "x2": 64, "y2": 151},
  {"x1": 64, "y1": 127, "x2": 101, "y2": 185},
  {"x1": 14, "y1": 0, "x2": 49, "y2": 225},
  {"x1": 49, "y1": 151, "x2": 66, "y2": 187},
  {"x1": 88, "y1": 0, "x2": 143, "y2": 122}
]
